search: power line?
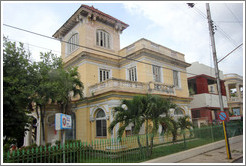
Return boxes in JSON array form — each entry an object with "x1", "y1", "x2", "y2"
[
  {"x1": 3, "y1": 23, "x2": 200, "y2": 77},
  {"x1": 215, "y1": 21, "x2": 243, "y2": 23},
  {"x1": 224, "y1": 3, "x2": 243, "y2": 28},
  {"x1": 4, "y1": 24, "x2": 228, "y2": 86},
  {"x1": 7, "y1": 38, "x2": 62, "y2": 55},
  {"x1": 217, "y1": 43, "x2": 243, "y2": 63},
  {"x1": 4, "y1": 23, "x2": 234, "y2": 86},
  {"x1": 191, "y1": 5, "x2": 240, "y2": 47}
]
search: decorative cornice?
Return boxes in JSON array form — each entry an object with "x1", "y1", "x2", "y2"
[
  {"x1": 53, "y1": 4, "x2": 129, "y2": 38},
  {"x1": 119, "y1": 48, "x2": 191, "y2": 68},
  {"x1": 75, "y1": 91, "x2": 192, "y2": 107},
  {"x1": 64, "y1": 51, "x2": 120, "y2": 69}
]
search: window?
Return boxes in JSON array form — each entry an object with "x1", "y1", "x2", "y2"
[
  {"x1": 100, "y1": 69, "x2": 110, "y2": 82},
  {"x1": 67, "y1": 33, "x2": 79, "y2": 54},
  {"x1": 128, "y1": 67, "x2": 137, "y2": 81},
  {"x1": 125, "y1": 126, "x2": 135, "y2": 137},
  {"x1": 173, "y1": 70, "x2": 180, "y2": 88},
  {"x1": 153, "y1": 65, "x2": 161, "y2": 82},
  {"x1": 232, "y1": 108, "x2": 240, "y2": 116},
  {"x1": 96, "y1": 109, "x2": 107, "y2": 137},
  {"x1": 96, "y1": 30, "x2": 110, "y2": 49},
  {"x1": 209, "y1": 86, "x2": 214, "y2": 93},
  {"x1": 174, "y1": 108, "x2": 184, "y2": 116},
  {"x1": 192, "y1": 110, "x2": 200, "y2": 118}
]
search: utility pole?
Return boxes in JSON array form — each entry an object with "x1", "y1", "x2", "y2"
[{"x1": 205, "y1": 3, "x2": 232, "y2": 159}]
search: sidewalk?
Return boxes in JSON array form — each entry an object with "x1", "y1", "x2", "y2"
[
  {"x1": 143, "y1": 135, "x2": 243, "y2": 163},
  {"x1": 177, "y1": 140, "x2": 243, "y2": 163}
]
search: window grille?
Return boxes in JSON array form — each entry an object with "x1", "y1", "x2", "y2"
[
  {"x1": 153, "y1": 65, "x2": 161, "y2": 82},
  {"x1": 99, "y1": 69, "x2": 110, "y2": 82},
  {"x1": 96, "y1": 30, "x2": 110, "y2": 49},
  {"x1": 128, "y1": 67, "x2": 137, "y2": 81},
  {"x1": 67, "y1": 33, "x2": 79, "y2": 54}
]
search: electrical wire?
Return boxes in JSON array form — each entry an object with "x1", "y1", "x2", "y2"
[
  {"x1": 3, "y1": 23, "x2": 201, "y2": 77},
  {"x1": 192, "y1": 5, "x2": 240, "y2": 48},
  {"x1": 4, "y1": 23, "x2": 233, "y2": 86},
  {"x1": 224, "y1": 3, "x2": 243, "y2": 28}
]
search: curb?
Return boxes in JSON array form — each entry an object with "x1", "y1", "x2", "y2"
[
  {"x1": 230, "y1": 155, "x2": 243, "y2": 163},
  {"x1": 142, "y1": 135, "x2": 243, "y2": 163}
]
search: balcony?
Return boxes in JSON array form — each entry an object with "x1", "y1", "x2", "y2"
[
  {"x1": 88, "y1": 78, "x2": 176, "y2": 97},
  {"x1": 224, "y1": 74, "x2": 243, "y2": 80},
  {"x1": 228, "y1": 97, "x2": 243, "y2": 103},
  {"x1": 190, "y1": 93, "x2": 228, "y2": 109}
]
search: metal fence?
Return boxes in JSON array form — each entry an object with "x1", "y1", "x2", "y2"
[{"x1": 3, "y1": 121, "x2": 243, "y2": 163}]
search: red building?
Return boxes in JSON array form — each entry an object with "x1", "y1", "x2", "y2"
[{"x1": 187, "y1": 62, "x2": 229, "y2": 127}]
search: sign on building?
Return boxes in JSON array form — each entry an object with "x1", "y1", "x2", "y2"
[{"x1": 55, "y1": 113, "x2": 72, "y2": 130}]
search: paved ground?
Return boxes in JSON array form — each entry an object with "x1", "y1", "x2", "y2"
[
  {"x1": 233, "y1": 157, "x2": 243, "y2": 163},
  {"x1": 177, "y1": 140, "x2": 243, "y2": 163},
  {"x1": 143, "y1": 135, "x2": 243, "y2": 163}
]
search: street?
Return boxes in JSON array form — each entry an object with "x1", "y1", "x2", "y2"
[{"x1": 177, "y1": 140, "x2": 243, "y2": 163}]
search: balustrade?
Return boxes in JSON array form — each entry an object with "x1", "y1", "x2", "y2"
[{"x1": 89, "y1": 78, "x2": 175, "y2": 97}]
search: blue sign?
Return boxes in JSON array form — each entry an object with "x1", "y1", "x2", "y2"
[
  {"x1": 55, "y1": 113, "x2": 72, "y2": 130},
  {"x1": 218, "y1": 111, "x2": 227, "y2": 121}
]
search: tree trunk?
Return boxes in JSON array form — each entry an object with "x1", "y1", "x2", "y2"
[
  {"x1": 40, "y1": 105, "x2": 45, "y2": 145},
  {"x1": 137, "y1": 135, "x2": 144, "y2": 157},
  {"x1": 183, "y1": 132, "x2": 186, "y2": 148},
  {"x1": 145, "y1": 119, "x2": 149, "y2": 157},
  {"x1": 149, "y1": 133, "x2": 154, "y2": 157}
]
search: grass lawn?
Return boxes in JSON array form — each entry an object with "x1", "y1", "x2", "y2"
[{"x1": 80, "y1": 137, "x2": 224, "y2": 163}]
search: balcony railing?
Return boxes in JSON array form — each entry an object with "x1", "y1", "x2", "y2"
[
  {"x1": 88, "y1": 78, "x2": 175, "y2": 97},
  {"x1": 228, "y1": 97, "x2": 243, "y2": 102},
  {"x1": 224, "y1": 74, "x2": 243, "y2": 80},
  {"x1": 119, "y1": 39, "x2": 185, "y2": 61}
]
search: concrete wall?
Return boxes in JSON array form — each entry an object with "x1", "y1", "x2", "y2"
[
  {"x1": 187, "y1": 62, "x2": 224, "y2": 79},
  {"x1": 190, "y1": 93, "x2": 228, "y2": 109}
]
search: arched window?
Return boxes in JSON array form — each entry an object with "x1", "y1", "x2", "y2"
[
  {"x1": 174, "y1": 108, "x2": 184, "y2": 116},
  {"x1": 67, "y1": 33, "x2": 79, "y2": 54},
  {"x1": 96, "y1": 109, "x2": 107, "y2": 137},
  {"x1": 96, "y1": 30, "x2": 110, "y2": 49}
]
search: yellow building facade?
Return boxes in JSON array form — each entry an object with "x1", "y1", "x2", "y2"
[{"x1": 52, "y1": 5, "x2": 192, "y2": 143}]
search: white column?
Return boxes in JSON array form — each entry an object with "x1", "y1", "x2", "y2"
[
  {"x1": 225, "y1": 84, "x2": 230, "y2": 99},
  {"x1": 23, "y1": 125, "x2": 32, "y2": 146},
  {"x1": 236, "y1": 83, "x2": 241, "y2": 98},
  {"x1": 36, "y1": 118, "x2": 41, "y2": 146},
  {"x1": 158, "y1": 124, "x2": 164, "y2": 143}
]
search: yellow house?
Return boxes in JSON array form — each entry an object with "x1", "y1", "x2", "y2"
[{"x1": 50, "y1": 4, "x2": 192, "y2": 143}]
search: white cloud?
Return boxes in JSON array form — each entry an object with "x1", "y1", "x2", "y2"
[
  {"x1": 2, "y1": 2, "x2": 243, "y2": 76},
  {"x1": 123, "y1": 2, "x2": 244, "y2": 76}
]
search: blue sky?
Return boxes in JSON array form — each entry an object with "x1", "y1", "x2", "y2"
[{"x1": 2, "y1": 1, "x2": 244, "y2": 76}]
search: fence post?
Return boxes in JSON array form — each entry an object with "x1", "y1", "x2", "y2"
[
  {"x1": 79, "y1": 141, "x2": 82, "y2": 163},
  {"x1": 210, "y1": 125, "x2": 214, "y2": 142},
  {"x1": 27, "y1": 149, "x2": 29, "y2": 163},
  {"x1": 6, "y1": 151, "x2": 10, "y2": 163},
  {"x1": 38, "y1": 146, "x2": 41, "y2": 163},
  {"x1": 21, "y1": 150, "x2": 24, "y2": 163}
]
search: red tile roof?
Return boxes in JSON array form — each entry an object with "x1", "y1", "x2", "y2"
[
  {"x1": 81, "y1": 4, "x2": 129, "y2": 26},
  {"x1": 53, "y1": 4, "x2": 129, "y2": 38}
]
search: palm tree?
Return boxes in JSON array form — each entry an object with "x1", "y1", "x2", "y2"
[
  {"x1": 160, "y1": 117, "x2": 178, "y2": 144},
  {"x1": 147, "y1": 95, "x2": 176, "y2": 156},
  {"x1": 177, "y1": 115, "x2": 193, "y2": 148},
  {"x1": 108, "y1": 96, "x2": 146, "y2": 155},
  {"x1": 109, "y1": 94, "x2": 177, "y2": 157}
]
